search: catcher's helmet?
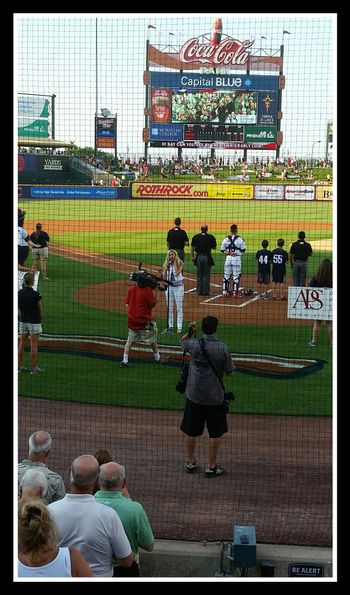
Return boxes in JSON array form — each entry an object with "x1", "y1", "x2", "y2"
[{"x1": 243, "y1": 288, "x2": 253, "y2": 296}]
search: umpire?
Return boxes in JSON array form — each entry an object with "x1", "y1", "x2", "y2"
[
  {"x1": 289, "y1": 231, "x2": 313, "y2": 286},
  {"x1": 191, "y1": 224, "x2": 217, "y2": 295},
  {"x1": 167, "y1": 217, "x2": 189, "y2": 262}
]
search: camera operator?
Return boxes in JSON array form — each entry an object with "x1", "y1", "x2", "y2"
[
  {"x1": 120, "y1": 271, "x2": 162, "y2": 368},
  {"x1": 179, "y1": 316, "x2": 235, "y2": 477}
]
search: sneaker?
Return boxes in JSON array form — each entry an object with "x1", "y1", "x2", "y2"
[
  {"x1": 153, "y1": 357, "x2": 161, "y2": 364},
  {"x1": 222, "y1": 291, "x2": 228, "y2": 296},
  {"x1": 177, "y1": 329, "x2": 182, "y2": 334},
  {"x1": 30, "y1": 367, "x2": 44, "y2": 374},
  {"x1": 186, "y1": 461, "x2": 198, "y2": 474},
  {"x1": 161, "y1": 328, "x2": 173, "y2": 334},
  {"x1": 18, "y1": 366, "x2": 27, "y2": 373},
  {"x1": 205, "y1": 466, "x2": 225, "y2": 478},
  {"x1": 120, "y1": 362, "x2": 131, "y2": 368},
  {"x1": 308, "y1": 341, "x2": 317, "y2": 347},
  {"x1": 232, "y1": 292, "x2": 238, "y2": 298}
]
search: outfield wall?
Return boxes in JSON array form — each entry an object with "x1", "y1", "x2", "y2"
[{"x1": 18, "y1": 183, "x2": 333, "y2": 201}]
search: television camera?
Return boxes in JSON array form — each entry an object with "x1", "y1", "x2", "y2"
[{"x1": 130, "y1": 265, "x2": 173, "y2": 291}]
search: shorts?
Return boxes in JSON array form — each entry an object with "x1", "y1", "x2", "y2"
[
  {"x1": 272, "y1": 273, "x2": 285, "y2": 283},
  {"x1": 258, "y1": 272, "x2": 270, "y2": 284},
  {"x1": 18, "y1": 245, "x2": 29, "y2": 265},
  {"x1": 19, "y1": 322, "x2": 42, "y2": 334},
  {"x1": 32, "y1": 247, "x2": 48, "y2": 260},
  {"x1": 127, "y1": 321, "x2": 158, "y2": 345},
  {"x1": 180, "y1": 398, "x2": 228, "y2": 438}
]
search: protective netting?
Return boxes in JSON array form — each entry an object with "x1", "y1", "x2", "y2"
[{"x1": 15, "y1": 14, "x2": 334, "y2": 548}]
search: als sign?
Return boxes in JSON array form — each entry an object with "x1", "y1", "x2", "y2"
[{"x1": 287, "y1": 287, "x2": 333, "y2": 321}]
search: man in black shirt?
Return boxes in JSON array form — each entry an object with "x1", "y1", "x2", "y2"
[
  {"x1": 191, "y1": 225, "x2": 217, "y2": 295},
  {"x1": 166, "y1": 217, "x2": 189, "y2": 262},
  {"x1": 289, "y1": 231, "x2": 313, "y2": 286}
]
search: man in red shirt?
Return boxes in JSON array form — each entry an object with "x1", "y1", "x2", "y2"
[{"x1": 120, "y1": 280, "x2": 161, "y2": 368}]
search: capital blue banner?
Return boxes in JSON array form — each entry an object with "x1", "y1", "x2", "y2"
[{"x1": 150, "y1": 72, "x2": 279, "y2": 92}]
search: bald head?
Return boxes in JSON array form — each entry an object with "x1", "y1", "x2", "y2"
[
  {"x1": 99, "y1": 462, "x2": 125, "y2": 491},
  {"x1": 28, "y1": 431, "x2": 52, "y2": 460},
  {"x1": 70, "y1": 455, "x2": 99, "y2": 491},
  {"x1": 201, "y1": 224, "x2": 208, "y2": 233}
]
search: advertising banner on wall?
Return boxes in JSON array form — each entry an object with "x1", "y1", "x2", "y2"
[
  {"x1": 284, "y1": 186, "x2": 315, "y2": 200},
  {"x1": 254, "y1": 185, "x2": 284, "y2": 199},
  {"x1": 36, "y1": 155, "x2": 70, "y2": 172},
  {"x1": 287, "y1": 287, "x2": 333, "y2": 321},
  {"x1": 315, "y1": 186, "x2": 333, "y2": 201},
  {"x1": 132, "y1": 183, "x2": 254, "y2": 199}
]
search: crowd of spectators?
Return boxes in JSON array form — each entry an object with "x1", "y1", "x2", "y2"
[{"x1": 17, "y1": 431, "x2": 155, "y2": 578}]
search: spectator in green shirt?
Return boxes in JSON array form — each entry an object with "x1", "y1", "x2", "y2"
[{"x1": 95, "y1": 462, "x2": 154, "y2": 577}]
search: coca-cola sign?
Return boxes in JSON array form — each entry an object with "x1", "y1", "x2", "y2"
[{"x1": 179, "y1": 37, "x2": 254, "y2": 67}]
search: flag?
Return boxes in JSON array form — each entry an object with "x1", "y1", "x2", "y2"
[
  {"x1": 283, "y1": 30, "x2": 290, "y2": 34},
  {"x1": 148, "y1": 25, "x2": 156, "y2": 29}
]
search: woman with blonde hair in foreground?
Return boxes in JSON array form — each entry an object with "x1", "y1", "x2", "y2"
[{"x1": 18, "y1": 498, "x2": 94, "y2": 577}]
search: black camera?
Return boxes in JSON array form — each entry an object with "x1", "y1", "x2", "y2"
[
  {"x1": 130, "y1": 270, "x2": 158, "y2": 289},
  {"x1": 130, "y1": 267, "x2": 174, "y2": 291},
  {"x1": 222, "y1": 391, "x2": 235, "y2": 413}
]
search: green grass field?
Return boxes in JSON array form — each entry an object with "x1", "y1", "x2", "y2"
[{"x1": 18, "y1": 198, "x2": 333, "y2": 416}]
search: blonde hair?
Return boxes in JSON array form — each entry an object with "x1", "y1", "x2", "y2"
[
  {"x1": 163, "y1": 249, "x2": 183, "y2": 269},
  {"x1": 18, "y1": 498, "x2": 58, "y2": 565}
]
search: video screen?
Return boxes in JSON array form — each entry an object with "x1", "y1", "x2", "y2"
[{"x1": 171, "y1": 90, "x2": 258, "y2": 125}]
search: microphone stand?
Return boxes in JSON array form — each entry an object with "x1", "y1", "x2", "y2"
[{"x1": 162, "y1": 262, "x2": 172, "y2": 334}]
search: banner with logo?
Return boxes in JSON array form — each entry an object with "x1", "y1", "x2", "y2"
[
  {"x1": 315, "y1": 186, "x2": 333, "y2": 201},
  {"x1": 18, "y1": 96, "x2": 50, "y2": 138},
  {"x1": 285, "y1": 185, "x2": 315, "y2": 200},
  {"x1": 287, "y1": 287, "x2": 333, "y2": 320},
  {"x1": 132, "y1": 183, "x2": 253, "y2": 199},
  {"x1": 245, "y1": 125, "x2": 276, "y2": 143},
  {"x1": 254, "y1": 185, "x2": 284, "y2": 199},
  {"x1": 96, "y1": 117, "x2": 116, "y2": 149}
]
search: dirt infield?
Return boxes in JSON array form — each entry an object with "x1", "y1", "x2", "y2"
[{"x1": 51, "y1": 243, "x2": 308, "y2": 328}]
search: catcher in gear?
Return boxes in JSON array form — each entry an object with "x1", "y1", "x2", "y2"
[{"x1": 220, "y1": 224, "x2": 246, "y2": 297}]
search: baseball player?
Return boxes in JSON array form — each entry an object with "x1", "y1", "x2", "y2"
[{"x1": 220, "y1": 224, "x2": 246, "y2": 297}]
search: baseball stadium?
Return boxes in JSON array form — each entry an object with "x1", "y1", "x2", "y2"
[{"x1": 15, "y1": 14, "x2": 335, "y2": 579}]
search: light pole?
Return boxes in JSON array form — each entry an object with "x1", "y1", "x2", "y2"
[{"x1": 311, "y1": 140, "x2": 321, "y2": 168}]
